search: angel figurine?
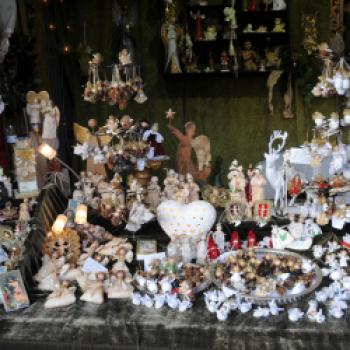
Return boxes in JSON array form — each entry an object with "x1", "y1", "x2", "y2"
[
  {"x1": 44, "y1": 280, "x2": 76, "y2": 308},
  {"x1": 250, "y1": 166, "x2": 266, "y2": 205},
  {"x1": 107, "y1": 270, "x2": 133, "y2": 299},
  {"x1": 163, "y1": 169, "x2": 179, "y2": 200},
  {"x1": 162, "y1": 17, "x2": 182, "y2": 74},
  {"x1": 186, "y1": 173, "x2": 200, "y2": 202},
  {"x1": 80, "y1": 272, "x2": 105, "y2": 304},
  {"x1": 41, "y1": 99, "x2": 60, "y2": 149},
  {"x1": 168, "y1": 121, "x2": 211, "y2": 181},
  {"x1": 147, "y1": 176, "x2": 161, "y2": 211},
  {"x1": 26, "y1": 97, "x2": 42, "y2": 131}
]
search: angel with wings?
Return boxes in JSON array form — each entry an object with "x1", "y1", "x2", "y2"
[{"x1": 168, "y1": 121, "x2": 211, "y2": 182}]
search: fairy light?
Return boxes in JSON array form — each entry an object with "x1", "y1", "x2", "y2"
[
  {"x1": 48, "y1": 23, "x2": 56, "y2": 30},
  {"x1": 63, "y1": 45, "x2": 71, "y2": 54}
]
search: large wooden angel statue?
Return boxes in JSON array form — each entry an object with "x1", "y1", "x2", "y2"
[
  {"x1": 73, "y1": 121, "x2": 112, "y2": 176},
  {"x1": 168, "y1": 121, "x2": 211, "y2": 182}
]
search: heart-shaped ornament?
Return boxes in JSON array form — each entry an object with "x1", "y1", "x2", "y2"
[{"x1": 157, "y1": 200, "x2": 216, "y2": 240}]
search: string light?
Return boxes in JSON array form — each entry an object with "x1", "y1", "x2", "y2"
[{"x1": 48, "y1": 23, "x2": 56, "y2": 30}]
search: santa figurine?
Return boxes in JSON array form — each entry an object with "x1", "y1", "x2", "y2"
[
  {"x1": 230, "y1": 231, "x2": 241, "y2": 249},
  {"x1": 143, "y1": 123, "x2": 167, "y2": 160}
]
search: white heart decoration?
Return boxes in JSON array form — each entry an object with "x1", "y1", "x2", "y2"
[{"x1": 157, "y1": 200, "x2": 216, "y2": 240}]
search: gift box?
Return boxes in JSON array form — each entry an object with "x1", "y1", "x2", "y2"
[{"x1": 14, "y1": 146, "x2": 38, "y2": 194}]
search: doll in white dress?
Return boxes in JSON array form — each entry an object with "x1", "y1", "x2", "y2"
[
  {"x1": 107, "y1": 270, "x2": 133, "y2": 299},
  {"x1": 44, "y1": 280, "x2": 76, "y2": 308},
  {"x1": 80, "y1": 272, "x2": 105, "y2": 304},
  {"x1": 41, "y1": 99, "x2": 60, "y2": 149}
]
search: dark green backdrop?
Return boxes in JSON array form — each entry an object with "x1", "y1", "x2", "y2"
[{"x1": 36, "y1": 0, "x2": 339, "y2": 179}]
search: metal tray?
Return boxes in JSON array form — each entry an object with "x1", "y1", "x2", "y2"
[{"x1": 215, "y1": 248, "x2": 323, "y2": 305}]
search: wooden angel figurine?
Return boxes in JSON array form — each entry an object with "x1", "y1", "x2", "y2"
[{"x1": 168, "y1": 121, "x2": 211, "y2": 182}]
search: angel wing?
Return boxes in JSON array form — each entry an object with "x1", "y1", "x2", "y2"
[
  {"x1": 191, "y1": 135, "x2": 211, "y2": 171},
  {"x1": 73, "y1": 122, "x2": 91, "y2": 144}
]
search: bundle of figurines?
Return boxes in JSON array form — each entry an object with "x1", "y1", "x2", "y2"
[
  {"x1": 132, "y1": 258, "x2": 211, "y2": 312},
  {"x1": 83, "y1": 50, "x2": 147, "y2": 110},
  {"x1": 74, "y1": 115, "x2": 169, "y2": 175},
  {"x1": 34, "y1": 216, "x2": 135, "y2": 308}
]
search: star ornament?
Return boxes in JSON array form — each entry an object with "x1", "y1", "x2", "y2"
[{"x1": 165, "y1": 108, "x2": 176, "y2": 122}]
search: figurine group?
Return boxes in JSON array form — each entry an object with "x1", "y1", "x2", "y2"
[{"x1": 35, "y1": 222, "x2": 135, "y2": 308}]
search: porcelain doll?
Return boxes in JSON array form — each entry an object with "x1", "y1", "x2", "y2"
[
  {"x1": 118, "y1": 48, "x2": 132, "y2": 66},
  {"x1": 186, "y1": 173, "x2": 200, "y2": 202},
  {"x1": 107, "y1": 270, "x2": 133, "y2": 299},
  {"x1": 241, "y1": 41, "x2": 258, "y2": 71},
  {"x1": 80, "y1": 272, "x2": 105, "y2": 304},
  {"x1": 147, "y1": 176, "x2": 161, "y2": 211},
  {"x1": 44, "y1": 280, "x2": 76, "y2": 308}
]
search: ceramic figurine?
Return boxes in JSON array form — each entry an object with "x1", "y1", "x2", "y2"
[
  {"x1": 125, "y1": 199, "x2": 154, "y2": 232},
  {"x1": 220, "y1": 51, "x2": 230, "y2": 72},
  {"x1": 163, "y1": 17, "x2": 182, "y2": 74},
  {"x1": 44, "y1": 281, "x2": 76, "y2": 308},
  {"x1": 227, "y1": 160, "x2": 246, "y2": 203},
  {"x1": 204, "y1": 25, "x2": 217, "y2": 41},
  {"x1": 174, "y1": 180, "x2": 190, "y2": 204},
  {"x1": 256, "y1": 25, "x2": 268, "y2": 33},
  {"x1": 19, "y1": 199, "x2": 30, "y2": 222},
  {"x1": 143, "y1": 123, "x2": 167, "y2": 160},
  {"x1": 273, "y1": 0, "x2": 287, "y2": 11},
  {"x1": 250, "y1": 166, "x2": 266, "y2": 205},
  {"x1": 213, "y1": 223, "x2": 225, "y2": 252},
  {"x1": 243, "y1": 24, "x2": 254, "y2": 33},
  {"x1": 241, "y1": 41, "x2": 258, "y2": 71},
  {"x1": 272, "y1": 18, "x2": 286, "y2": 33},
  {"x1": 41, "y1": 99, "x2": 60, "y2": 149},
  {"x1": 147, "y1": 176, "x2": 161, "y2": 211},
  {"x1": 118, "y1": 48, "x2": 132, "y2": 66},
  {"x1": 191, "y1": 10, "x2": 205, "y2": 41},
  {"x1": 163, "y1": 169, "x2": 179, "y2": 200},
  {"x1": 80, "y1": 272, "x2": 105, "y2": 304},
  {"x1": 186, "y1": 173, "x2": 200, "y2": 202},
  {"x1": 196, "y1": 234, "x2": 207, "y2": 264},
  {"x1": 26, "y1": 97, "x2": 42, "y2": 130},
  {"x1": 108, "y1": 270, "x2": 133, "y2": 299}
]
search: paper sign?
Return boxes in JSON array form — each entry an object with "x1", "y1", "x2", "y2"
[{"x1": 82, "y1": 257, "x2": 108, "y2": 273}]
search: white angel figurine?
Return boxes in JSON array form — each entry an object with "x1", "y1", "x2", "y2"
[
  {"x1": 163, "y1": 169, "x2": 179, "y2": 200},
  {"x1": 80, "y1": 272, "x2": 105, "y2": 304},
  {"x1": 212, "y1": 223, "x2": 225, "y2": 252},
  {"x1": 125, "y1": 199, "x2": 155, "y2": 232},
  {"x1": 107, "y1": 270, "x2": 133, "y2": 299},
  {"x1": 186, "y1": 173, "x2": 200, "y2": 202},
  {"x1": 26, "y1": 97, "x2": 42, "y2": 130},
  {"x1": 44, "y1": 281, "x2": 76, "y2": 309},
  {"x1": 41, "y1": 99, "x2": 60, "y2": 149},
  {"x1": 147, "y1": 176, "x2": 161, "y2": 211}
]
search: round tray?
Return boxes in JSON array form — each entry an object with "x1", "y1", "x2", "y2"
[{"x1": 215, "y1": 248, "x2": 323, "y2": 305}]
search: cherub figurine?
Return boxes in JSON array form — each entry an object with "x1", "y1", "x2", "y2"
[
  {"x1": 147, "y1": 176, "x2": 161, "y2": 211},
  {"x1": 44, "y1": 280, "x2": 76, "y2": 308},
  {"x1": 80, "y1": 272, "x2": 105, "y2": 304},
  {"x1": 107, "y1": 270, "x2": 133, "y2": 299},
  {"x1": 272, "y1": 18, "x2": 286, "y2": 32},
  {"x1": 186, "y1": 173, "x2": 200, "y2": 202},
  {"x1": 163, "y1": 169, "x2": 179, "y2": 200},
  {"x1": 241, "y1": 41, "x2": 258, "y2": 71}
]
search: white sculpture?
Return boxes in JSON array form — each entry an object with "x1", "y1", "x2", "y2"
[
  {"x1": 273, "y1": 0, "x2": 287, "y2": 11},
  {"x1": 41, "y1": 99, "x2": 60, "y2": 149},
  {"x1": 264, "y1": 130, "x2": 288, "y2": 214}
]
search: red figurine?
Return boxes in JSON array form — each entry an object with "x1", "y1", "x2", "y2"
[
  {"x1": 249, "y1": 0, "x2": 257, "y2": 11},
  {"x1": 207, "y1": 235, "x2": 220, "y2": 260},
  {"x1": 230, "y1": 231, "x2": 241, "y2": 249},
  {"x1": 247, "y1": 230, "x2": 257, "y2": 248},
  {"x1": 191, "y1": 10, "x2": 205, "y2": 41}
]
